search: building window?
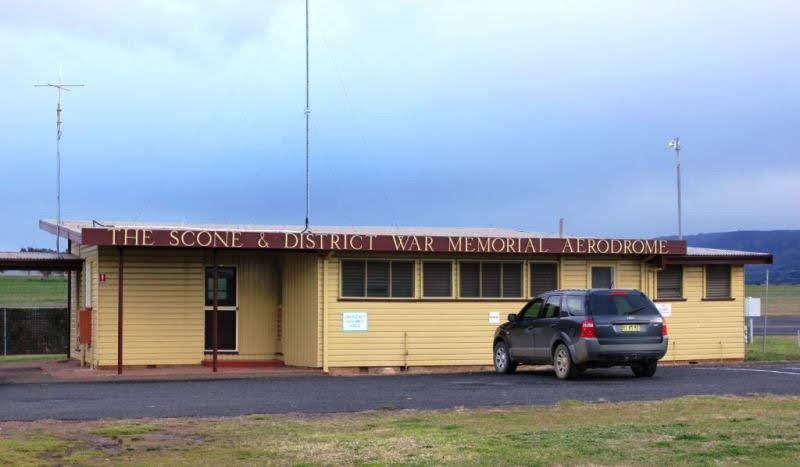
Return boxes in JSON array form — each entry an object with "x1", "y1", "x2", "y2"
[
  {"x1": 657, "y1": 266, "x2": 683, "y2": 300},
  {"x1": 422, "y1": 261, "x2": 452, "y2": 297},
  {"x1": 340, "y1": 260, "x2": 415, "y2": 298},
  {"x1": 459, "y1": 262, "x2": 522, "y2": 298},
  {"x1": 705, "y1": 265, "x2": 731, "y2": 299},
  {"x1": 530, "y1": 262, "x2": 558, "y2": 296},
  {"x1": 591, "y1": 266, "x2": 614, "y2": 289},
  {"x1": 205, "y1": 267, "x2": 237, "y2": 351}
]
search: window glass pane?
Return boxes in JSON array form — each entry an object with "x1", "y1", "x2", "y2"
[
  {"x1": 366, "y1": 261, "x2": 389, "y2": 297},
  {"x1": 543, "y1": 295, "x2": 561, "y2": 318},
  {"x1": 391, "y1": 262, "x2": 414, "y2": 297},
  {"x1": 589, "y1": 291, "x2": 659, "y2": 316},
  {"x1": 481, "y1": 263, "x2": 501, "y2": 297},
  {"x1": 204, "y1": 310, "x2": 236, "y2": 350},
  {"x1": 520, "y1": 299, "x2": 543, "y2": 319},
  {"x1": 502, "y1": 263, "x2": 522, "y2": 297},
  {"x1": 459, "y1": 262, "x2": 480, "y2": 297},
  {"x1": 423, "y1": 262, "x2": 452, "y2": 297},
  {"x1": 706, "y1": 265, "x2": 731, "y2": 298},
  {"x1": 205, "y1": 267, "x2": 236, "y2": 306},
  {"x1": 564, "y1": 295, "x2": 586, "y2": 315},
  {"x1": 657, "y1": 266, "x2": 683, "y2": 299},
  {"x1": 530, "y1": 263, "x2": 557, "y2": 296},
  {"x1": 341, "y1": 260, "x2": 365, "y2": 297},
  {"x1": 591, "y1": 267, "x2": 613, "y2": 289}
]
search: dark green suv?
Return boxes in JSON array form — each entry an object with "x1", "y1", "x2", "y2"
[{"x1": 492, "y1": 289, "x2": 668, "y2": 379}]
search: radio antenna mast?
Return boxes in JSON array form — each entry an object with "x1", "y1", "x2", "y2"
[
  {"x1": 302, "y1": 0, "x2": 311, "y2": 232},
  {"x1": 35, "y1": 66, "x2": 84, "y2": 252}
]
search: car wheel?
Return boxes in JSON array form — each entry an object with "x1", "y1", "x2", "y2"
[
  {"x1": 553, "y1": 343, "x2": 579, "y2": 380},
  {"x1": 631, "y1": 360, "x2": 658, "y2": 377},
  {"x1": 493, "y1": 341, "x2": 517, "y2": 374}
]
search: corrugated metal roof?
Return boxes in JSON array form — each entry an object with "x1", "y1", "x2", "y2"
[
  {"x1": 685, "y1": 247, "x2": 771, "y2": 257},
  {"x1": 0, "y1": 251, "x2": 83, "y2": 271},
  {"x1": 43, "y1": 219, "x2": 562, "y2": 238},
  {"x1": 0, "y1": 252, "x2": 82, "y2": 261},
  {"x1": 40, "y1": 219, "x2": 772, "y2": 258}
]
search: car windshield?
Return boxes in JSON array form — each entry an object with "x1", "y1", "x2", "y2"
[{"x1": 589, "y1": 291, "x2": 660, "y2": 317}]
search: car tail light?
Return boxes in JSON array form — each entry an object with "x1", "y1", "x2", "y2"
[
  {"x1": 579, "y1": 319, "x2": 596, "y2": 338},
  {"x1": 661, "y1": 319, "x2": 668, "y2": 336},
  {"x1": 610, "y1": 290, "x2": 627, "y2": 296}
]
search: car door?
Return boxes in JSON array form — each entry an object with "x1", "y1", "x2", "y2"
[
  {"x1": 532, "y1": 294, "x2": 562, "y2": 360},
  {"x1": 506, "y1": 298, "x2": 543, "y2": 360}
]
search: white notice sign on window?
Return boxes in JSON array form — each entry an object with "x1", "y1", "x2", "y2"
[
  {"x1": 342, "y1": 311, "x2": 368, "y2": 332},
  {"x1": 655, "y1": 303, "x2": 672, "y2": 317}
]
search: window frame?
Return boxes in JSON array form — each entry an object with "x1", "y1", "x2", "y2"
[
  {"x1": 204, "y1": 265, "x2": 238, "y2": 353},
  {"x1": 656, "y1": 265, "x2": 684, "y2": 301},
  {"x1": 528, "y1": 261, "x2": 559, "y2": 298},
  {"x1": 704, "y1": 264, "x2": 733, "y2": 300},
  {"x1": 339, "y1": 259, "x2": 417, "y2": 299},
  {"x1": 589, "y1": 264, "x2": 615, "y2": 289},
  {"x1": 457, "y1": 260, "x2": 524, "y2": 299},
  {"x1": 421, "y1": 260, "x2": 454, "y2": 299}
]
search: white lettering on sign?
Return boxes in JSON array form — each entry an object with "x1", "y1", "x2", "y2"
[
  {"x1": 488, "y1": 311, "x2": 501, "y2": 324},
  {"x1": 342, "y1": 311, "x2": 368, "y2": 332},
  {"x1": 655, "y1": 303, "x2": 672, "y2": 317}
]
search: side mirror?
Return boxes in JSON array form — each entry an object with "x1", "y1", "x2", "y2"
[{"x1": 507, "y1": 313, "x2": 518, "y2": 323}]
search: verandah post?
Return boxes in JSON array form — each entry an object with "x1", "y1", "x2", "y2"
[{"x1": 212, "y1": 248, "x2": 219, "y2": 372}]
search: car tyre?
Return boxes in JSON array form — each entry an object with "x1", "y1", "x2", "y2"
[
  {"x1": 553, "y1": 343, "x2": 579, "y2": 380},
  {"x1": 493, "y1": 341, "x2": 517, "y2": 374},
  {"x1": 631, "y1": 360, "x2": 658, "y2": 377}
]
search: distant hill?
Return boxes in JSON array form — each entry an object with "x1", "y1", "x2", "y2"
[{"x1": 660, "y1": 230, "x2": 799, "y2": 284}]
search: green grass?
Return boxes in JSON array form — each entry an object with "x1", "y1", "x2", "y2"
[
  {"x1": 89, "y1": 423, "x2": 156, "y2": 437},
  {"x1": 3, "y1": 396, "x2": 800, "y2": 465},
  {"x1": 745, "y1": 284, "x2": 800, "y2": 316},
  {"x1": 747, "y1": 335, "x2": 800, "y2": 361},
  {"x1": 0, "y1": 275, "x2": 67, "y2": 306},
  {"x1": 0, "y1": 354, "x2": 65, "y2": 364}
]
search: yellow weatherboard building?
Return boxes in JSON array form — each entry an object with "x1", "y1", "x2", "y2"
[{"x1": 41, "y1": 219, "x2": 772, "y2": 373}]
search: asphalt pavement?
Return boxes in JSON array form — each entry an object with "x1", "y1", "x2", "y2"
[{"x1": 2, "y1": 362, "x2": 800, "y2": 421}]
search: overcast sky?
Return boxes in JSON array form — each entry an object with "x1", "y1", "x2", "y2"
[{"x1": 1, "y1": 1, "x2": 798, "y2": 251}]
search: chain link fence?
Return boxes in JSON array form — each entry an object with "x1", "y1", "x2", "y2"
[{"x1": 0, "y1": 307, "x2": 68, "y2": 355}]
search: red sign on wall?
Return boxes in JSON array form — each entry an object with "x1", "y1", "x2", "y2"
[{"x1": 98, "y1": 273, "x2": 107, "y2": 283}]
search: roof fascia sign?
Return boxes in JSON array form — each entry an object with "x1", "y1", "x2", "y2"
[{"x1": 75, "y1": 226, "x2": 686, "y2": 256}]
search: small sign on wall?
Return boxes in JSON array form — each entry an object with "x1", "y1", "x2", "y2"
[
  {"x1": 488, "y1": 311, "x2": 501, "y2": 324},
  {"x1": 655, "y1": 303, "x2": 672, "y2": 317},
  {"x1": 98, "y1": 273, "x2": 107, "y2": 283},
  {"x1": 342, "y1": 311, "x2": 368, "y2": 332}
]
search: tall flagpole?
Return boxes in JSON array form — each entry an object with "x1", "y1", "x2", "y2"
[
  {"x1": 35, "y1": 66, "x2": 84, "y2": 252},
  {"x1": 303, "y1": 0, "x2": 311, "y2": 232},
  {"x1": 668, "y1": 137, "x2": 683, "y2": 240}
]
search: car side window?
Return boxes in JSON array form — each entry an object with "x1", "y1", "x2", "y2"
[
  {"x1": 519, "y1": 299, "x2": 543, "y2": 319},
  {"x1": 564, "y1": 295, "x2": 586, "y2": 316},
  {"x1": 542, "y1": 295, "x2": 561, "y2": 318}
]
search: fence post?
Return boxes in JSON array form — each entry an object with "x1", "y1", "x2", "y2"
[{"x1": 3, "y1": 308, "x2": 6, "y2": 356}]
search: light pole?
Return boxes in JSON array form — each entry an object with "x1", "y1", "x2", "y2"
[{"x1": 668, "y1": 137, "x2": 682, "y2": 240}]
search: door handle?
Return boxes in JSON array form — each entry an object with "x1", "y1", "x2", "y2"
[
  {"x1": 526, "y1": 326, "x2": 535, "y2": 332},
  {"x1": 549, "y1": 324, "x2": 558, "y2": 328}
]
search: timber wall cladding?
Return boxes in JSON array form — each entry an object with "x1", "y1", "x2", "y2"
[
  {"x1": 281, "y1": 253, "x2": 321, "y2": 367},
  {"x1": 662, "y1": 265, "x2": 745, "y2": 361},
  {"x1": 95, "y1": 247, "x2": 205, "y2": 366}
]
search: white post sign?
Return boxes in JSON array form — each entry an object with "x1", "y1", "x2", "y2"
[
  {"x1": 342, "y1": 311, "x2": 368, "y2": 332},
  {"x1": 488, "y1": 311, "x2": 501, "y2": 324},
  {"x1": 655, "y1": 303, "x2": 672, "y2": 317}
]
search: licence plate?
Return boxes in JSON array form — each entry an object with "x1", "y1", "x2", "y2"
[{"x1": 620, "y1": 324, "x2": 641, "y2": 332}]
